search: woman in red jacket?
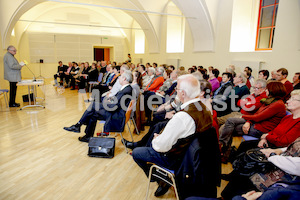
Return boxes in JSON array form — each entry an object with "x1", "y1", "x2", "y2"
[
  {"x1": 258, "y1": 89, "x2": 300, "y2": 148},
  {"x1": 241, "y1": 81, "x2": 287, "y2": 137},
  {"x1": 219, "y1": 81, "x2": 287, "y2": 156}
]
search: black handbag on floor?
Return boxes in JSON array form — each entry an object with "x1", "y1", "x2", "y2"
[
  {"x1": 232, "y1": 148, "x2": 274, "y2": 176},
  {"x1": 88, "y1": 137, "x2": 115, "y2": 158}
]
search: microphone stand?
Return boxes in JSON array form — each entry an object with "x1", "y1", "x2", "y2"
[
  {"x1": 37, "y1": 62, "x2": 45, "y2": 79},
  {"x1": 24, "y1": 64, "x2": 36, "y2": 81}
]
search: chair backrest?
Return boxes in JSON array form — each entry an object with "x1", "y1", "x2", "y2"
[
  {"x1": 125, "y1": 100, "x2": 135, "y2": 124},
  {"x1": 175, "y1": 127, "x2": 221, "y2": 199},
  {"x1": 0, "y1": 89, "x2": 9, "y2": 93}
]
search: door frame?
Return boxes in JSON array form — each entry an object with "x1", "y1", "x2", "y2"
[{"x1": 93, "y1": 46, "x2": 113, "y2": 62}]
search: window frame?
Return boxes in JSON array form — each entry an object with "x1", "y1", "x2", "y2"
[{"x1": 255, "y1": 0, "x2": 279, "y2": 51}]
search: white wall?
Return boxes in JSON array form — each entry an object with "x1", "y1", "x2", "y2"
[{"x1": 17, "y1": 32, "x2": 129, "y2": 79}]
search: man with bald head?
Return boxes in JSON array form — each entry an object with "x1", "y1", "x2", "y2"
[{"x1": 132, "y1": 74, "x2": 214, "y2": 197}]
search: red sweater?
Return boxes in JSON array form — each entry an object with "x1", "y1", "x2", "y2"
[
  {"x1": 237, "y1": 92, "x2": 267, "y2": 115},
  {"x1": 145, "y1": 76, "x2": 164, "y2": 92},
  {"x1": 242, "y1": 100, "x2": 286, "y2": 133},
  {"x1": 266, "y1": 115, "x2": 300, "y2": 147}
]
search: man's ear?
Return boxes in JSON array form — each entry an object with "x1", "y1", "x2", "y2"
[{"x1": 200, "y1": 91, "x2": 205, "y2": 97}]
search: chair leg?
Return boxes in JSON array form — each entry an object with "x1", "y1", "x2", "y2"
[
  {"x1": 118, "y1": 132, "x2": 129, "y2": 154},
  {"x1": 145, "y1": 165, "x2": 155, "y2": 200},
  {"x1": 4, "y1": 92, "x2": 8, "y2": 107},
  {"x1": 131, "y1": 117, "x2": 139, "y2": 135},
  {"x1": 127, "y1": 123, "x2": 134, "y2": 142},
  {"x1": 146, "y1": 165, "x2": 179, "y2": 200},
  {"x1": 170, "y1": 174, "x2": 179, "y2": 200}
]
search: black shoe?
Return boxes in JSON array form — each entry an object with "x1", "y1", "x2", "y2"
[
  {"x1": 221, "y1": 173, "x2": 232, "y2": 181},
  {"x1": 154, "y1": 181, "x2": 170, "y2": 197},
  {"x1": 144, "y1": 120, "x2": 152, "y2": 126},
  {"x1": 78, "y1": 136, "x2": 90, "y2": 143},
  {"x1": 9, "y1": 103, "x2": 20, "y2": 107},
  {"x1": 221, "y1": 145, "x2": 231, "y2": 164},
  {"x1": 63, "y1": 125, "x2": 80, "y2": 133},
  {"x1": 122, "y1": 139, "x2": 136, "y2": 150}
]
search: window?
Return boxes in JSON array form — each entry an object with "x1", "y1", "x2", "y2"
[
  {"x1": 134, "y1": 30, "x2": 145, "y2": 54},
  {"x1": 255, "y1": 0, "x2": 279, "y2": 50},
  {"x1": 229, "y1": 0, "x2": 260, "y2": 52}
]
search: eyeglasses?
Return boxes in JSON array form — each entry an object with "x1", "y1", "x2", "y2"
[
  {"x1": 251, "y1": 86, "x2": 263, "y2": 90},
  {"x1": 9, "y1": 49, "x2": 17, "y2": 52}
]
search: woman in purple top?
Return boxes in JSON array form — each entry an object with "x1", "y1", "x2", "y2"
[{"x1": 209, "y1": 68, "x2": 220, "y2": 93}]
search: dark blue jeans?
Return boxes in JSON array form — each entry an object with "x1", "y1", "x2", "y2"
[{"x1": 132, "y1": 147, "x2": 178, "y2": 177}]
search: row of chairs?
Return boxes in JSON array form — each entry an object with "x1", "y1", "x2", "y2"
[{"x1": 97, "y1": 99, "x2": 139, "y2": 153}]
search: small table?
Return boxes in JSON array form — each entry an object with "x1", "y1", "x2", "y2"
[{"x1": 17, "y1": 79, "x2": 45, "y2": 110}]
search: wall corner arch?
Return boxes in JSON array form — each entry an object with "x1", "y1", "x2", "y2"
[{"x1": 172, "y1": 0, "x2": 215, "y2": 52}]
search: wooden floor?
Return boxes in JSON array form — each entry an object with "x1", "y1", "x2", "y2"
[{"x1": 0, "y1": 79, "x2": 241, "y2": 200}]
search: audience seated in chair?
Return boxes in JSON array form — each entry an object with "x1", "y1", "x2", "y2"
[
  {"x1": 92, "y1": 65, "x2": 120, "y2": 99},
  {"x1": 157, "y1": 69, "x2": 173, "y2": 93},
  {"x1": 217, "y1": 72, "x2": 250, "y2": 125},
  {"x1": 219, "y1": 81, "x2": 287, "y2": 163},
  {"x1": 293, "y1": 72, "x2": 300, "y2": 90},
  {"x1": 87, "y1": 63, "x2": 99, "y2": 82},
  {"x1": 209, "y1": 69, "x2": 220, "y2": 93},
  {"x1": 132, "y1": 74, "x2": 214, "y2": 198},
  {"x1": 143, "y1": 67, "x2": 165, "y2": 123},
  {"x1": 63, "y1": 71, "x2": 134, "y2": 143},
  {"x1": 155, "y1": 70, "x2": 184, "y2": 103},
  {"x1": 258, "y1": 70, "x2": 270, "y2": 81},
  {"x1": 143, "y1": 67, "x2": 155, "y2": 89},
  {"x1": 78, "y1": 62, "x2": 91, "y2": 90},
  {"x1": 53, "y1": 61, "x2": 68, "y2": 86},
  {"x1": 218, "y1": 78, "x2": 266, "y2": 126},
  {"x1": 63, "y1": 62, "x2": 74, "y2": 88},
  {"x1": 275, "y1": 68, "x2": 294, "y2": 102},
  {"x1": 137, "y1": 64, "x2": 149, "y2": 90},
  {"x1": 234, "y1": 89, "x2": 300, "y2": 156},
  {"x1": 70, "y1": 62, "x2": 80, "y2": 90},
  {"x1": 212, "y1": 72, "x2": 234, "y2": 117},
  {"x1": 221, "y1": 137, "x2": 300, "y2": 200},
  {"x1": 100, "y1": 65, "x2": 130, "y2": 100}
]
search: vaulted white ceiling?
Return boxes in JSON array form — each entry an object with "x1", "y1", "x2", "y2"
[{"x1": 1, "y1": 0, "x2": 217, "y2": 52}]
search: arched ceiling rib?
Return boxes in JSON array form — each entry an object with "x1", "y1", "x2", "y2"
[
  {"x1": 1, "y1": 0, "x2": 215, "y2": 52},
  {"x1": 172, "y1": 0, "x2": 215, "y2": 52}
]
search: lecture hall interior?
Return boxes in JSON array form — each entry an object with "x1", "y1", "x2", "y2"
[{"x1": 0, "y1": 0, "x2": 300, "y2": 199}]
